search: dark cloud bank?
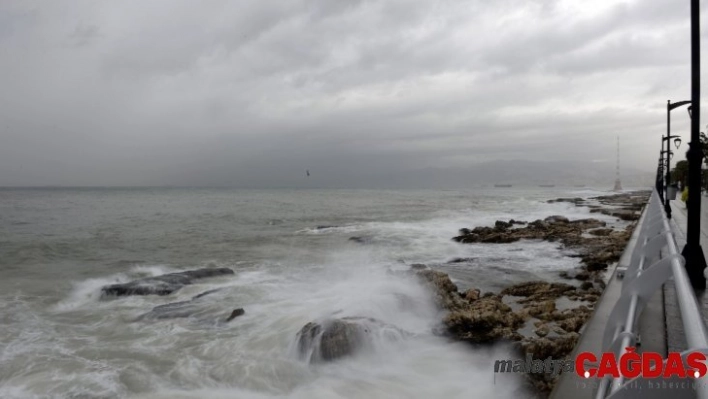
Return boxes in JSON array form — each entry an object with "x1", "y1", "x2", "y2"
[{"x1": 0, "y1": 0, "x2": 703, "y2": 188}]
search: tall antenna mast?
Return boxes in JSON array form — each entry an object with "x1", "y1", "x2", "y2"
[{"x1": 613, "y1": 135, "x2": 623, "y2": 191}]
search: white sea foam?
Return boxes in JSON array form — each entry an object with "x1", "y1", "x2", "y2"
[{"x1": 1, "y1": 187, "x2": 629, "y2": 398}]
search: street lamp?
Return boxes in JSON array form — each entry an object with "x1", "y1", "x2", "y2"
[
  {"x1": 656, "y1": 160, "x2": 664, "y2": 195},
  {"x1": 658, "y1": 151, "x2": 666, "y2": 203},
  {"x1": 666, "y1": 100, "x2": 691, "y2": 218},
  {"x1": 682, "y1": 0, "x2": 707, "y2": 290}
]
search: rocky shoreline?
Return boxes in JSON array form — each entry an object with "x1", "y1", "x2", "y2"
[
  {"x1": 96, "y1": 190, "x2": 650, "y2": 397},
  {"x1": 292, "y1": 190, "x2": 650, "y2": 397},
  {"x1": 417, "y1": 190, "x2": 650, "y2": 395}
]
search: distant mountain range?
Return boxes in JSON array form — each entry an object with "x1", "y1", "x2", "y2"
[
  {"x1": 127, "y1": 159, "x2": 654, "y2": 190},
  {"x1": 342, "y1": 160, "x2": 654, "y2": 189}
]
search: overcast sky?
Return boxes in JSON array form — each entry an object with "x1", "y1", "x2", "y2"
[{"x1": 0, "y1": 0, "x2": 704, "y2": 187}]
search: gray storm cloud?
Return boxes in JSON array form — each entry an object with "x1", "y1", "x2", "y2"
[{"x1": 0, "y1": 0, "x2": 702, "y2": 187}]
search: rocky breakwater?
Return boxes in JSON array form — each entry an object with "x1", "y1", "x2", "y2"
[
  {"x1": 418, "y1": 190, "x2": 650, "y2": 395},
  {"x1": 453, "y1": 213, "x2": 634, "y2": 277},
  {"x1": 548, "y1": 191, "x2": 649, "y2": 222},
  {"x1": 416, "y1": 269, "x2": 599, "y2": 395}
]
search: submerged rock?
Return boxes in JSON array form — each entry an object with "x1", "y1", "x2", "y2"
[
  {"x1": 348, "y1": 236, "x2": 373, "y2": 244},
  {"x1": 544, "y1": 215, "x2": 569, "y2": 224},
  {"x1": 135, "y1": 288, "x2": 236, "y2": 322},
  {"x1": 226, "y1": 308, "x2": 245, "y2": 322},
  {"x1": 102, "y1": 268, "x2": 234, "y2": 298},
  {"x1": 296, "y1": 317, "x2": 408, "y2": 362}
]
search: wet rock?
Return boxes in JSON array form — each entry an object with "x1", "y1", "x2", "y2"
[
  {"x1": 415, "y1": 269, "x2": 468, "y2": 311},
  {"x1": 410, "y1": 263, "x2": 428, "y2": 270},
  {"x1": 569, "y1": 218, "x2": 607, "y2": 229},
  {"x1": 519, "y1": 300, "x2": 556, "y2": 320},
  {"x1": 551, "y1": 325, "x2": 567, "y2": 335},
  {"x1": 226, "y1": 308, "x2": 245, "y2": 322},
  {"x1": 586, "y1": 261, "x2": 608, "y2": 272},
  {"x1": 580, "y1": 281, "x2": 594, "y2": 291},
  {"x1": 528, "y1": 219, "x2": 547, "y2": 229},
  {"x1": 614, "y1": 211, "x2": 640, "y2": 221},
  {"x1": 544, "y1": 215, "x2": 569, "y2": 224},
  {"x1": 296, "y1": 317, "x2": 408, "y2": 362},
  {"x1": 454, "y1": 216, "x2": 606, "y2": 247},
  {"x1": 136, "y1": 300, "x2": 198, "y2": 320},
  {"x1": 495, "y1": 220, "x2": 513, "y2": 229},
  {"x1": 575, "y1": 271, "x2": 590, "y2": 281},
  {"x1": 446, "y1": 257, "x2": 476, "y2": 264},
  {"x1": 192, "y1": 288, "x2": 222, "y2": 299},
  {"x1": 549, "y1": 305, "x2": 592, "y2": 330},
  {"x1": 509, "y1": 219, "x2": 527, "y2": 225},
  {"x1": 135, "y1": 288, "x2": 233, "y2": 321},
  {"x1": 518, "y1": 332, "x2": 580, "y2": 363},
  {"x1": 547, "y1": 197, "x2": 584, "y2": 204},
  {"x1": 101, "y1": 268, "x2": 234, "y2": 297},
  {"x1": 589, "y1": 228, "x2": 614, "y2": 236},
  {"x1": 463, "y1": 288, "x2": 481, "y2": 302},
  {"x1": 501, "y1": 281, "x2": 575, "y2": 302},
  {"x1": 516, "y1": 333, "x2": 580, "y2": 395},
  {"x1": 535, "y1": 325, "x2": 550, "y2": 337},
  {"x1": 444, "y1": 296, "x2": 524, "y2": 343},
  {"x1": 557, "y1": 311, "x2": 590, "y2": 333},
  {"x1": 348, "y1": 236, "x2": 372, "y2": 244}
]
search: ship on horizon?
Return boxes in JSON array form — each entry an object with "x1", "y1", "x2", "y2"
[
  {"x1": 494, "y1": 184, "x2": 513, "y2": 188},
  {"x1": 538, "y1": 184, "x2": 555, "y2": 187}
]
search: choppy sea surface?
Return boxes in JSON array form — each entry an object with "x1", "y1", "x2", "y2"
[{"x1": 0, "y1": 186, "x2": 633, "y2": 399}]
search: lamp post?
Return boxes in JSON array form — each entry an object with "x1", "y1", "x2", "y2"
[
  {"x1": 657, "y1": 155, "x2": 664, "y2": 197},
  {"x1": 663, "y1": 135, "x2": 683, "y2": 218},
  {"x1": 682, "y1": 0, "x2": 707, "y2": 290},
  {"x1": 667, "y1": 99, "x2": 691, "y2": 206},
  {"x1": 658, "y1": 152, "x2": 666, "y2": 203}
]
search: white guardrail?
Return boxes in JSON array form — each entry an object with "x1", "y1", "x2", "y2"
[{"x1": 595, "y1": 189, "x2": 708, "y2": 398}]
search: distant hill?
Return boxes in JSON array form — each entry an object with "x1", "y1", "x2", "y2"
[{"x1": 343, "y1": 160, "x2": 653, "y2": 189}]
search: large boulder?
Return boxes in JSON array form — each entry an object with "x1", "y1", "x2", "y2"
[
  {"x1": 296, "y1": 317, "x2": 408, "y2": 363},
  {"x1": 101, "y1": 268, "x2": 234, "y2": 297}
]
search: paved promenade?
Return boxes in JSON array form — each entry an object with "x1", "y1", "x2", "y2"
[{"x1": 669, "y1": 196, "x2": 708, "y2": 353}]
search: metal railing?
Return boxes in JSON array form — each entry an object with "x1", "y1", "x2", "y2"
[{"x1": 595, "y1": 189, "x2": 708, "y2": 398}]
